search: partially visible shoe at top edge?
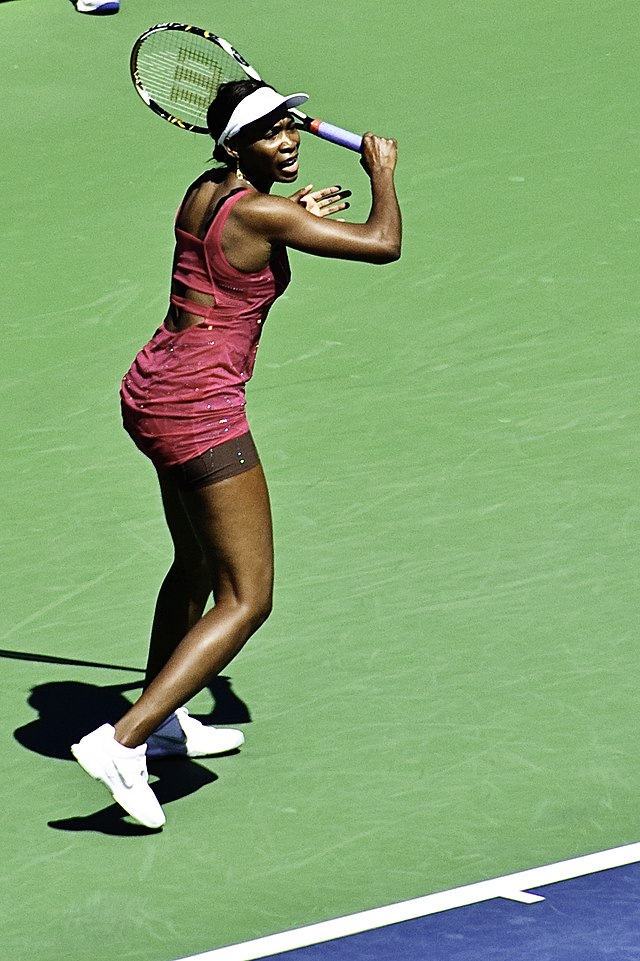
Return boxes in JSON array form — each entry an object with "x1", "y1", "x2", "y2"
[
  {"x1": 71, "y1": 723, "x2": 165, "y2": 829},
  {"x1": 146, "y1": 707, "x2": 245, "y2": 759},
  {"x1": 75, "y1": 0, "x2": 120, "y2": 14}
]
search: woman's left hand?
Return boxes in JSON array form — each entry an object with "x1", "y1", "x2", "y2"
[{"x1": 288, "y1": 184, "x2": 351, "y2": 218}]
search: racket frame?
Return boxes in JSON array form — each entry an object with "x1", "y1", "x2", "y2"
[
  {"x1": 130, "y1": 22, "x2": 363, "y2": 151},
  {"x1": 130, "y1": 22, "x2": 260, "y2": 134}
]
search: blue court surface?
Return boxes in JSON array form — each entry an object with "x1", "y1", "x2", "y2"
[
  {"x1": 179, "y1": 845, "x2": 640, "y2": 961},
  {"x1": 269, "y1": 869, "x2": 640, "y2": 961}
]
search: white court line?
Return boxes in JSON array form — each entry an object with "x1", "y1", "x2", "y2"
[{"x1": 176, "y1": 841, "x2": 640, "y2": 961}]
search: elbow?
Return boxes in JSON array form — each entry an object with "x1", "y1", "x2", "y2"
[
  {"x1": 372, "y1": 241, "x2": 402, "y2": 265},
  {"x1": 372, "y1": 226, "x2": 402, "y2": 263},
  {"x1": 385, "y1": 242, "x2": 402, "y2": 264}
]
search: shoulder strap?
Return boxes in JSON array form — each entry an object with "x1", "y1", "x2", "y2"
[{"x1": 201, "y1": 187, "x2": 249, "y2": 237}]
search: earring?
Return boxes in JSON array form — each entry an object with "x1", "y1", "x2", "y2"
[{"x1": 236, "y1": 162, "x2": 244, "y2": 181}]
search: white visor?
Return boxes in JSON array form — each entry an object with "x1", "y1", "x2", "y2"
[{"x1": 217, "y1": 86, "x2": 309, "y2": 147}]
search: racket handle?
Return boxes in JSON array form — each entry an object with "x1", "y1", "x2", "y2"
[{"x1": 308, "y1": 118, "x2": 363, "y2": 152}]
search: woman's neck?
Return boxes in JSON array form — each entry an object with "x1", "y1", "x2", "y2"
[{"x1": 230, "y1": 168, "x2": 273, "y2": 194}]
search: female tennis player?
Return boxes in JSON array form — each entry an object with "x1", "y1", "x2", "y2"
[{"x1": 72, "y1": 79, "x2": 401, "y2": 828}]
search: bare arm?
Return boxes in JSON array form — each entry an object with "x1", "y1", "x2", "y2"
[{"x1": 238, "y1": 134, "x2": 402, "y2": 265}]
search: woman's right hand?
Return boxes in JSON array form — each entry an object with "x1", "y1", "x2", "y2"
[
  {"x1": 360, "y1": 132, "x2": 398, "y2": 177},
  {"x1": 234, "y1": 129, "x2": 401, "y2": 265}
]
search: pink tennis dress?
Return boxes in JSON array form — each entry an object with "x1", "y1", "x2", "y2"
[{"x1": 121, "y1": 188, "x2": 290, "y2": 468}]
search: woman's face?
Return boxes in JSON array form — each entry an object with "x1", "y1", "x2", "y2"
[{"x1": 238, "y1": 114, "x2": 301, "y2": 186}]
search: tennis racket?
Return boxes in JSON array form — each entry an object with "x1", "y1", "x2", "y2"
[{"x1": 130, "y1": 23, "x2": 363, "y2": 152}]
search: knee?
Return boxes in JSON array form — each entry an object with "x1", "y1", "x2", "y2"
[
  {"x1": 228, "y1": 574, "x2": 272, "y2": 634},
  {"x1": 214, "y1": 560, "x2": 274, "y2": 633},
  {"x1": 255, "y1": 591, "x2": 273, "y2": 628},
  {"x1": 244, "y1": 587, "x2": 273, "y2": 632}
]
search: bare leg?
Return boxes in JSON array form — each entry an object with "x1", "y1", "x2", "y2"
[
  {"x1": 143, "y1": 470, "x2": 212, "y2": 688},
  {"x1": 114, "y1": 464, "x2": 274, "y2": 747}
]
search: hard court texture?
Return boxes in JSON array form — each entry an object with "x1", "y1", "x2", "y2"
[{"x1": 0, "y1": 1, "x2": 638, "y2": 960}]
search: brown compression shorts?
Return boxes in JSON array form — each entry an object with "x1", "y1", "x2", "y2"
[{"x1": 167, "y1": 431, "x2": 260, "y2": 491}]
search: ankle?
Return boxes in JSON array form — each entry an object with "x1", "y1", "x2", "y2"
[{"x1": 113, "y1": 720, "x2": 146, "y2": 750}]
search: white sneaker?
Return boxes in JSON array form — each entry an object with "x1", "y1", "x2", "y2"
[
  {"x1": 71, "y1": 724, "x2": 165, "y2": 829},
  {"x1": 146, "y1": 707, "x2": 245, "y2": 759},
  {"x1": 75, "y1": 0, "x2": 120, "y2": 13}
]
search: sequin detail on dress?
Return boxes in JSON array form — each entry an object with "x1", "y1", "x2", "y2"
[{"x1": 120, "y1": 189, "x2": 290, "y2": 468}]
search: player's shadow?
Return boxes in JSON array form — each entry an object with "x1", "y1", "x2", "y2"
[{"x1": 14, "y1": 674, "x2": 251, "y2": 835}]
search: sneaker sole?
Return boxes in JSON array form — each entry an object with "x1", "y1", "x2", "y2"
[
  {"x1": 71, "y1": 740, "x2": 166, "y2": 829},
  {"x1": 147, "y1": 726, "x2": 245, "y2": 759},
  {"x1": 186, "y1": 731, "x2": 245, "y2": 757}
]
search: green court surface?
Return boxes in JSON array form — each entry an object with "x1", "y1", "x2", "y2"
[{"x1": 1, "y1": 1, "x2": 638, "y2": 959}]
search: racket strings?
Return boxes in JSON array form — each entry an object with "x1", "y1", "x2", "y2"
[
  {"x1": 172, "y1": 49, "x2": 227, "y2": 110},
  {"x1": 172, "y1": 70, "x2": 218, "y2": 110},
  {"x1": 135, "y1": 35, "x2": 248, "y2": 126}
]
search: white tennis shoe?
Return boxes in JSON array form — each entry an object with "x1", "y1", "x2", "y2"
[
  {"x1": 71, "y1": 724, "x2": 165, "y2": 829},
  {"x1": 75, "y1": 0, "x2": 120, "y2": 14},
  {"x1": 146, "y1": 707, "x2": 245, "y2": 759}
]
